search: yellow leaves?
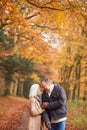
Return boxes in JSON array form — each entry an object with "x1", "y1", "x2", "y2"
[
  {"x1": 80, "y1": 77, "x2": 87, "y2": 83},
  {"x1": 39, "y1": 9, "x2": 66, "y2": 30},
  {"x1": 12, "y1": 39, "x2": 49, "y2": 65},
  {"x1": 52, "y1": 11, "x2": 67, "y2": 27},
  {"x1": 30, "y1": 73, "x2": 40, "y2": 82}
]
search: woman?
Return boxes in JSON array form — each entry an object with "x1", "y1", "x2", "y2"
[{"x1": 27, "y1": 84, "x2": 44, "y2": 130}]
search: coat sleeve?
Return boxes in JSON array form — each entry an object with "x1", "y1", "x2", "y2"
[
  {"x1": 30, "y1": 98, "x2": 44, "y2": 116},
  {"x1": 42, "y1": 110, "x2": 50, "y2": 123}
]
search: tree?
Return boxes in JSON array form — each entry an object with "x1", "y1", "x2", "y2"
[
  {"x1": 0, "y1": 0, "x2": 87, "y2": 99},
  {"x1": 0, "y1": 54, "x2": 35, "y2": 96}
]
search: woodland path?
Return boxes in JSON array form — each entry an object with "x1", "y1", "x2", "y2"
[{"x1": 0, "y1": 96, "x2": 83, "y2": 130}]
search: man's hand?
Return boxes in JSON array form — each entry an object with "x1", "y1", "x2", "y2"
[
  {"x1": 45, "y1": 121, "x2": 51, "y2": 129},
  {"x1": 41, "y1": 102, "x2": 48, "y2": 109}
]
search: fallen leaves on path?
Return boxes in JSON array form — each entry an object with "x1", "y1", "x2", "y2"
[
  {"x1": 0, "y1": 96, "x2": 29, "y2": 130},
  {"x1": 0, "y1": 96, "x2": 86, "y2": 130}
]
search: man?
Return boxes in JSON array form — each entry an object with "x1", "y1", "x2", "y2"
[{"x1": 41, "y1": 77, "x2": 67, "y2": 130}]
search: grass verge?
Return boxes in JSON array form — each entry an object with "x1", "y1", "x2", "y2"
[{"x1": 67, "y1": 100, "x2": 87, "y2": 130}]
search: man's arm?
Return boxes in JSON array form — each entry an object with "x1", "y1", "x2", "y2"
[
  {"x1": 42, "y1": 111, "x2": 51, "y2": 129},
  {"x1": 42, "y1": 87, "x2": 67, "y2": 110}
]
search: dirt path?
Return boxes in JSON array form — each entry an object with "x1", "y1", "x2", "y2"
[
  {"x1": 0, "y1": 96, "x2": 84, "y2": 130},
  {"x1": 16, "y1": 107, "x2": 29, "y2": 130},
  {"x1": 0, "y1": 96, "x2": 29, "y2": 130}
]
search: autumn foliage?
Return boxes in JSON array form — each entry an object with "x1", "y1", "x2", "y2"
[
  {"x1": 0, "y1": 0, "x2": 87, "y2": 99},
  {"x1": 0, "y1": 96, "x2": 87, "y2": 130},
  {"x1": 0, "y1": 96, "x2": 29, "y2": 130}
]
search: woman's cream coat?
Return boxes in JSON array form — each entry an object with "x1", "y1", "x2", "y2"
[{"x1": 27, "y1": 97, "x2": 44, "y2": 130}]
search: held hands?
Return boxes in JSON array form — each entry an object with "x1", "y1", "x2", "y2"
[{"x1": 41, "y1": 102, "x2": 48, "y2": 109}]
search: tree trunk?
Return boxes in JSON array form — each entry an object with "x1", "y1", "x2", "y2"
[
  {"x1": 9, "y1": 74, "x2": 19, "y2": 96},
  {"x1": 13, "y1": 78, "x2": 18, "y2": 96},
  {"x1": 10, "y1": 81, "x2": 14, "y2": 95},
  {"x1": 17, "y1": 80, "x2": 24, "y2": 97},
  {"x1": 80, "y1": 56, "x2": 87, "y2": 100},
  {"x1": 0, "y1": 76, "x2": 5, "y2": 96}
]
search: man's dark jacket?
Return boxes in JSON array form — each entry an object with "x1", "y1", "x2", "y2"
[{"x1": 42, "y1": 83, "x2": 67, "y2": 123}]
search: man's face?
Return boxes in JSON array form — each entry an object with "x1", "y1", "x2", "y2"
[{"x1": 41, "y1": 81, "x2": 50, "y2": 92}]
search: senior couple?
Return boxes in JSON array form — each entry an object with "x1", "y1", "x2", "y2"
[{"x1": 27, "y1": 77, "x2": 67, "y2": 130}]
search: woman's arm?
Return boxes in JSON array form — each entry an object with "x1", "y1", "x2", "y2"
[{"x1": 30, "y1": 98, "x2": 44, "y2": 116}]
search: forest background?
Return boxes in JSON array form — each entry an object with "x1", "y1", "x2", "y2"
[
  {"x1": 0, "y1": 0, "x2": 87, "y2": 130},
  {"x1": 0, "y1": 0, "x2": 87, "y2": 100}
]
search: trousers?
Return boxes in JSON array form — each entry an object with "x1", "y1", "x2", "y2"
[{"x1": 50, "y1": 120, "x2": 66, "y2": 130}]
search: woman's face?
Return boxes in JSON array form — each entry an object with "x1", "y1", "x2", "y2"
[{"x1": 37, "y1": 88, "x2": 43, "y2": 95}]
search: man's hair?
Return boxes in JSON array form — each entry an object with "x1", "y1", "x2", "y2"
[{"x1": 41, "y1": 77, "x2": 52, "y2": 83}]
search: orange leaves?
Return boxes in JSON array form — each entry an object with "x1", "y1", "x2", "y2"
[
  {"x1": 0, "y1": 0, "x2": 48, "y2": 62},
  {"x1": 0, "y1": 96, "x2": 28, "y2": 130},
  {"x1": 0, "y1": 0, "x2": 29, "y2": 32},
  {"x1": 0, "y1": 0, "x2": 86, "y2": 83},
  {"x1": 0, "y1": 0, "x2": 17, "y2": 20}
]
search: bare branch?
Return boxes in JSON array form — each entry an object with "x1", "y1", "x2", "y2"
[
  {"x1": 29, "y1": 23, "x2": 60, "y2": 31},
  {"x1": 26, "y1": 0, "x2": 70, "y2": 11},
  {"x1": 26, "y1": 12, "x2": 40, "y2": 19}
]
